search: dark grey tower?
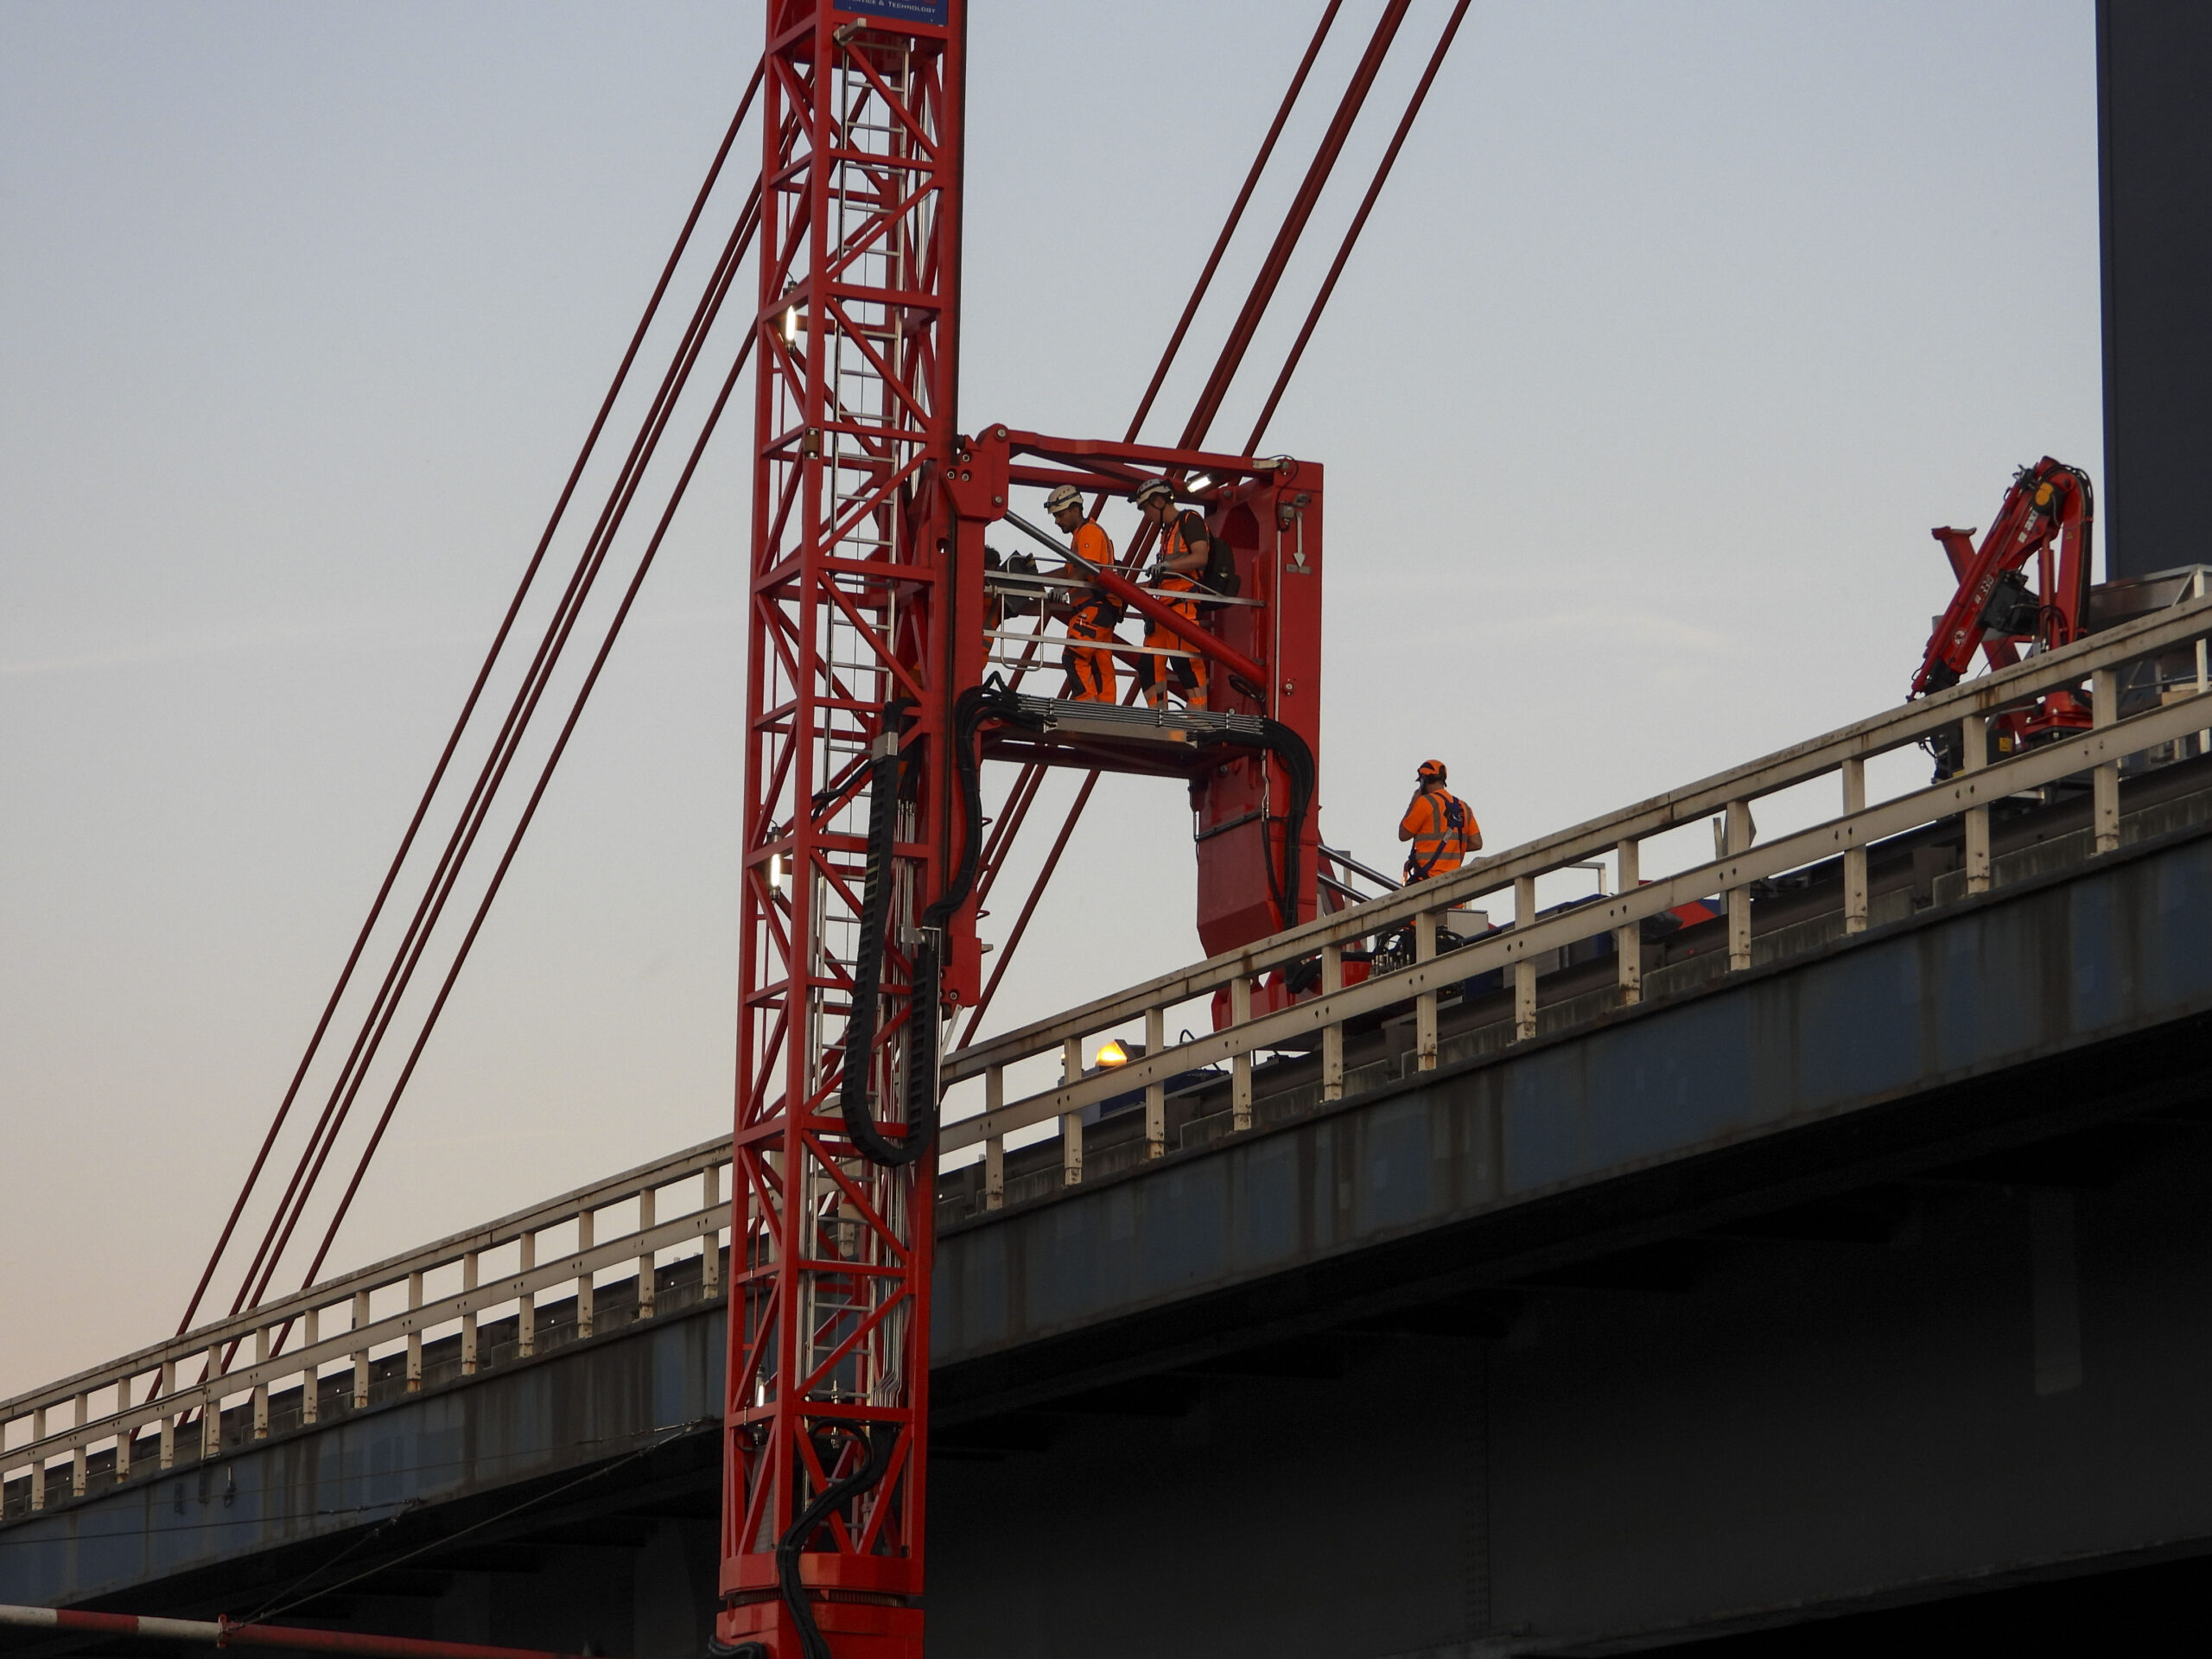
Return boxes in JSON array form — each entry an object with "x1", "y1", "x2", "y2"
[{"x1": 2099, "y1": 1, "x2": 2212, "y2": 578}]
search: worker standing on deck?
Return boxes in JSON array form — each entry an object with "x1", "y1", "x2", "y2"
[
  {"x1": 1044, "y1": 484, "x2": 1122, "y2": 704},
  {"x1": 1132, "y1": 478, "x2": 1220, "y2": 709},
  {"x1": 1399, "y1": 759, "x2": 1482, "y2": 881}
]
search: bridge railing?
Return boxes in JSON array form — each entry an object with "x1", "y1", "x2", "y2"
[
  {"x1": 939, "y1": 593, "x2": 2212, "y2": 1199},
  {"x1": 0, "y1": 1139, "x2": 732, "y2": 1515},
  {"x1": 14, "y1": 594, "x2": 2212, "y2": 1516}
]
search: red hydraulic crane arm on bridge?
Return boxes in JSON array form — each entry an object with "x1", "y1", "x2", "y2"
[{"x1": 1910, "y1": 456, "x2": 2096, "y2": 757}]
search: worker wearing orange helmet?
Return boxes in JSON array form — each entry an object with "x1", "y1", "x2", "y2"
[
  {"x1": 1044, "y1": 484, "x2": 1122, "y2": 703},
  {"x1": 1132, "y1": 477, "x2": 1217, "y2": 708},
  {"x1": 1398, "y1": 759, "x2": 1482, "y2": 881}
]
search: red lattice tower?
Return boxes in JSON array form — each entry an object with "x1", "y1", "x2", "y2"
[{"x1": 722, "y1": 4, "x2": 964, "y2": 1656}]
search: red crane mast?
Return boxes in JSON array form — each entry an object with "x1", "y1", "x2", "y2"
[
  {"x1": 722, "y1": 4, "x2": 963, "y2": 1655},
  {"x1": 721, "y1": 7, "x2": 1331, "y2": 1655}
]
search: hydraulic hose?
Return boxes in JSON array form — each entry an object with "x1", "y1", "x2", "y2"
[
  {"x1": 777, "y1": 683, "x2": 1039, "y2": 1656},
  {"x1": 841, "y1": 683, "x2": 1039, "y2": 1167},
  {"x1": 774, "y1": 1426, "x2": 901, "y2": 1659},
  {"x1": 898, "y1": 681, "x2": 1039, "y2": 1146},
  {"x1": 836, "y1": 701, "x2": 912, "y2": 1164}
]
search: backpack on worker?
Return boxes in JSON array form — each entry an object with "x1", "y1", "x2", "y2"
[{"x1": 1179, "y1": 510, "x2": 1241, "y2": 601}]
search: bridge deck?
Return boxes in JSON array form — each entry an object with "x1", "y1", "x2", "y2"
[
  {"x1": 14, "y1": 603, "x2": 2212, "y2": 1653},
  {"x1": 7, "y1": 791, "x2": 2212, "y2": 1654}
]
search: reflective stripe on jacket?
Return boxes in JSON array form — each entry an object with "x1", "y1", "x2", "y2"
[{"x1": 1401, "y1": 789, "x2": 1478, "y2": 879}]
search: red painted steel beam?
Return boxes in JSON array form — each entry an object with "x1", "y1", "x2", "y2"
[
  {"x1": 237, "y1": 174, "x2": 767, "y2": 1332},
  {"x1": 1001, "y1": 429, "x2": 1282, "y2": 479},
  {"x1": 1075, "y1": 563, "x2": 1267, "y2": 687},
  {"x1": 298, "y1": 316, "x2": 760, "y2": 1299},
  {"x1": 727, "y1": 6, "x2": 962, "y2": 1655},
  {"x1": 219, "y1": 164, "x2": 766, "y2": 1336},
  {"x1": 958, "y1": 769, "x2": 1099, "y2": 1046},
  {"x1": 179, "y1": 56, "x2": 768, "y2": 1338},
  {"x1": 1243, "y1": 0, "x2": 1471, "y2": 455},
  {"x1": 1121, "y1": 0, "x2": 1344, "y2": 446},
  {"x1": 1179, "y1": 0, "x2": 1413, "y2": 451},
  {"x1": 0, "y1": 1606, "x2": 593, "y2": 1659}
]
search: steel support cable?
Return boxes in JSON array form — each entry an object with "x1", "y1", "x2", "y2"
[
  {"x1": 1177, "y1": 0, "x2": 1413, "y2": 452},
  {"x1": 957, "y1": 767, "x2": 1098, "y2": 1047},
  {"x1": 296, "y1": 320, "x2": 760, "y2": 1296},
  {"x1": 231, "y1": 202, "x2": 764, "y2": 1337},
  {"x1": 214, "y1": 163, "x2": 766, "y2": 1336},
  {"x1": 960, "y1": 11, "x2": 1413, "y2": 1048},
  {"x1": 1121, "y1": 0, "x2": 1344, "y2": 448},
  {"x1": 966, "y1": 7, "x2": 1359, "y2": 980},
  {"x1": 233, "y1": 183, "x2": 763, "y2": 1323},
  {"x1": 176, "y1": 59, "x2": 766, "y2": 1341},
  {"x1": 972, "y1": 755, "x2": 1044, "y2": 906},
  {"x1": 1243, "y1": 0, "x2": 1471, "y2": 455}
]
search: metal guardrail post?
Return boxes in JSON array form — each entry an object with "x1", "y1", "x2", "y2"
[
  {"x1": 1841, "y1": 757, "x2": 1868, "y2": 933},
  {"x1": 405, "y1": 1274, "x2": 423, "y2": 1392},
  {"x1": 518, "y1": 1231, "x2": 537, "y2": 1357},
  {"x1": 157, "y1": 1362, "x2": 175, "y2": 1469},
  {"x1": 201, "y1": 1344, "x2": 223, "y2": 1459},
  {"x1": 1726, "y1": 800, "x2": 1753, "y2": 970},
  {"x1": 1513, "y1": 876, "x2": 1537, "y2": 1040},
  {"x1": 460, "y1": 1256, "x2": 479, "y2": 1375},
  {"x1": 984, "y1": 1067, "x2": 1005, "y2": 1210},
  {"x1": 2094, "y1": 666, "x2": 2121, "y2": 853},
  {"x1": 29, "y1": 1408, "x2": 44, "y2": 1510},
  {"x1": 1060, "y1": 1038, "x2": 1084, "y2": 1185},
  {"x1": 1616, "y1": 838, "x2": 1642, "y2": 1004},
  {"x1": 1414, "y1": 909, "x2": 1439, "y2": 1071},
  {"x1": 301, "y1": 1309, "x2": 319, "y2": 1422},
  {"x1": 1230, "y1": 976, "x2": 1253, "y2": 1129},
  {"x1": 1962, "y1": 716, "x2": 1992, "y2": 893},
  {"x1": 251, "y1": 1328, "x2": 270, "y2": 1436},
  {"x1": 70, "y1": 1395, "x2": 87, "y2": 1497},
  {"x1": 350, "y1": 1293, "x2": 370, "y2": 1409},
  {"x1": 1321, "y1": 943, "x2": 1344, "y2": 1099},
  {"x1": 575, "y1": 1211, "x2": 594, "y2": 1339},
  {"x1": 636, "y1": 1190, "x2": 657, "y2": 1319},
  {"x1": 2198, "y1": 570, "x2": 2211, "y2": 754},
  {"x1": 1144, "y1": 1006, "x2": 1166, "y2": 1157},
  {"x1": 113, "y1": 1389, "x2": 131, "y2": 1484},
  {"x1": 701, "y1": 1166, "x2": 722, "y2": 1297}
]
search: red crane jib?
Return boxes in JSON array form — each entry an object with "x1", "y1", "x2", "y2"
[{"x1": 1911, "y1": 456, "x2": 2096, "y2": 742}]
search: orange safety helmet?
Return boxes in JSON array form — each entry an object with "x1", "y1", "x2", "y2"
[{"x1": 1416, "y1": 759, "x2": 1447, "y2": 785}]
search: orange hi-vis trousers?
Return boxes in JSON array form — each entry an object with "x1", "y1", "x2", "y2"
[
  {"x1": 1139, "y1": 575, "x2": 1208, "y2": 705},
  {"x1": 1062, "y1": 615, "x2": 1118, "y2": 702}
]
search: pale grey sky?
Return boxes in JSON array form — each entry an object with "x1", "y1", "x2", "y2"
[{"x1": 1, "y1": 1, "x2": 2101, "y2": 1394}]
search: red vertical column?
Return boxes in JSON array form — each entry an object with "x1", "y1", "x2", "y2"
[{"x1": 725, "y1": 3, "x2": 964, "y2": 1656}]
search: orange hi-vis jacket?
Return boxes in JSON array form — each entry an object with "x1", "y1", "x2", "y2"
[
  {"x1": 1141, "y1": 512, "x2": 1210, "y2": 701},
  {"x1": 1401, "y1": 787, "x2": 1479, "y2": 880},
  {"x1": 1061, "y1": 521, "x2": 1120, "y2": 703}
]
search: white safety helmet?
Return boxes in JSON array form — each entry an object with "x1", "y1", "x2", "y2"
[
  {"x1": 1133, "y1": 479, "x2": 1176, "y2": 512},
  {"x1": 1044, "y1": 484, "x2": 1085, "y2": 518}
]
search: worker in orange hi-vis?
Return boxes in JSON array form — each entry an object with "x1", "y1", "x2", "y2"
[
  {"x1": 1398, "y1": 759, "x2": 1483, "y2": 882},
  {"x1": 1131, "y1": 477, "x2": 1220, "y2": 708},
  {"x1": 1044, "y1": 484, "x2": 1122, "y2": 703}
]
